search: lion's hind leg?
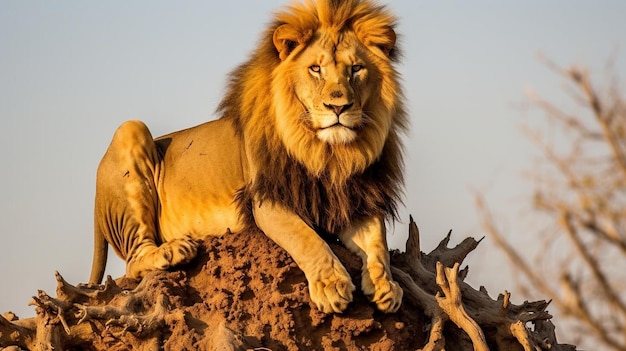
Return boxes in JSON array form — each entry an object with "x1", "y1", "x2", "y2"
[{"x1": 95, "y1": 120, "x2": 199, "y2": 280}]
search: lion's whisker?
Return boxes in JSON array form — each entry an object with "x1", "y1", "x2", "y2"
[{"x1": 360, "y1": 112, "x2": 376, "y2": 126}]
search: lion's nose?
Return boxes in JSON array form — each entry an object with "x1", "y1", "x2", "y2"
[{"x1": 324, "y1": 102, "x2": 353, "y2": 116}]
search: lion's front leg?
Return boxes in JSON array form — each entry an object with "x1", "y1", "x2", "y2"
[
  {"x1": 339, "y1": 217, "x2": 403, "y2": 313},
  {"x1": 253, "y1": 201, "x2": 355, "y2": 313}
]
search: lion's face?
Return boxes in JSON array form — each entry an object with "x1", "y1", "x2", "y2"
[
  {"x1": 266, "y1": 12, "x2": 402, "y2": 181},
  {"x1": 290, "y1": 33, "x2": 376, "y2": 145}
]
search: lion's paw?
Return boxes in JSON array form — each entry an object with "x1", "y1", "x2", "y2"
[
  {"x1": 127, "y1": 236, "x2": 199, "y2": 279},
  {"x1": 308, "y1": 269, "x2": 355, "y2": 313},
  {"x1": 363, "y1": 276, "x2": 403, "y2": 313},
  {"x1": 159, "y1": 235, "x2": 199, "y2": 267}
]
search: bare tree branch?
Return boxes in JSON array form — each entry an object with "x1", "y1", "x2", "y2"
[{"x1": 477, "y1": 59, "x2": 626, "y2": 351}]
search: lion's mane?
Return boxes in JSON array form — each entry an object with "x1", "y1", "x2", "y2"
[{"x1": 219, "y1": 0, "x2": 408, "y2": 234}]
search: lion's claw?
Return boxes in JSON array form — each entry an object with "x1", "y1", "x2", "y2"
[
  {"x1": 363, "y1": 275, "x2": 403, "y2": 313},
  {"x1": 309, "y1": 273, "x2": 355, "y2": 313},
  {"x1": 162, "y1": 235, "x2": 199, "y2": 267},
  {"x1": 127, "y1": 235, "x2": 199, "y2": 279},
  {"x1": 372, "y1": 279, "x2": 403, "y2": 313}
]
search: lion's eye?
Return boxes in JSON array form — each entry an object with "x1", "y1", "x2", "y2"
[
  {"x1": 309, "y1": 65, "x2": 321, "y2": 74},
  {"x1": 352, "y1": 64, "x2": 363, "y2": 74}
]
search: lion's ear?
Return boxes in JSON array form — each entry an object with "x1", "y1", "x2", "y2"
[
  {"x1": 379, "y1": 27, "x2": 397, "y2": 57},
  {"x1": 362, "y1": 26, "x2": 397, "y2": 58},
  {"x1": 273, "y1": 24, "x2": 307, "y2": 61}
]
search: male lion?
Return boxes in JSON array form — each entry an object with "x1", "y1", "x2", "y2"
[{"x1": 90, "y1": 0, "x2": 407, "y2": 314}]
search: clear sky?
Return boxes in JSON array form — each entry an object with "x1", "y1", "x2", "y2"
[{"x1": 1, "y1": 0, "x2": 625, "y2": 329}]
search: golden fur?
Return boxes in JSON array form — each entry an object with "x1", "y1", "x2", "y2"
[{"x1": 90, "y1": 0, "x2": 407, "y2": 314}]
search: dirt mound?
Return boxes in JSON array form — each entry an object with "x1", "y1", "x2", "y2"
[
  {"x1": 194, "y1": 230, "x2": 427, "y2": 349},
  {"x1": 107, "y1": 230, "x2": 424, "y2": 350},
  {"x1": 0, "y1": 221, "x2": 576, "y2": 350}
]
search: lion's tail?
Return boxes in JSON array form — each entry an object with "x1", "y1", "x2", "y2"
[{"x1": 89, "y1": 222, "x2": 108, "y2": 285}]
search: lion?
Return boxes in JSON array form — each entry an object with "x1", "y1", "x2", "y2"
[{"x1": 89, "y1": 0, "x2": 407, "y2": 314}]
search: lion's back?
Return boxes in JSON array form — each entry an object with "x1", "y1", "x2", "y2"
[{"x1": 155, "y1": 118, "x2": 248, "y2": 240}]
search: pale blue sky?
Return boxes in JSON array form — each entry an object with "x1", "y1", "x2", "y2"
[{"x1": 1, "y1": 1, "x2": 625, "y2": 335}]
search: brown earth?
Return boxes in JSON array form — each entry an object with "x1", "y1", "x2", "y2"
[
  {"x1": 0, "y1": 222, "x2": 577, "y2": 350},
  {"x1": 85, "y1": 230, "x2": 426, "y2": 350}
]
